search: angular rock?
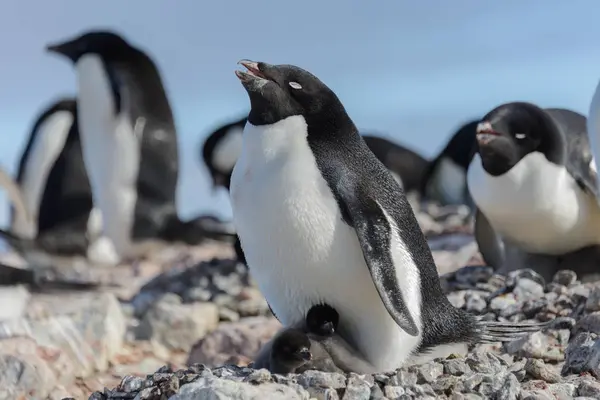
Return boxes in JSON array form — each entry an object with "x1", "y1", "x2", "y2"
[
  {"x1": 3, "y1": 292, "x2": 127, "y2": 378},
  {"x1": 187, "y1": 316, "x2": 281, "y2": 367},
  {"x1": 584, "y1": 286, "x2": 600, "y2": 312},
  {"x1": 524, "y1": 359, "x2": 561, "y2": 383},
  {"x1": 171, "y1": 376, "x2": 309, "y2": 400},
  {"x1": 0, "y1": 338, "x2": 55, "y2": 399},
  {"x1": 138, "y1": 293, "x2": 219, "y2": 352},
  {"x1": 561, "y1": 332, "x2": 600, "y2": 376},
  {"x1": 342, "y1": 373, "x2": 372, "y2": 400}
]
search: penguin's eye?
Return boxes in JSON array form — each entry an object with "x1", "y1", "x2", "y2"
[
  {"x1": 514, "y1": 133, "x2": 527, "y2": 140},
  {"x1": 289, "y1": 81, "x2": 302, "y2": 90}
]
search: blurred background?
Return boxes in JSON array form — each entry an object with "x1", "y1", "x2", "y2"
[{"x1": 1, "y1": 0, "x2": 600, "y2": 226}]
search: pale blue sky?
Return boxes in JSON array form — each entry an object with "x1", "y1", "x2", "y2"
[{"x1": 1, "y1": 0, "x2": 600, "y2": 227}]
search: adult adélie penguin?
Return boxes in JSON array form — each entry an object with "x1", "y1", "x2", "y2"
[
  {"x1": 231, "y1": 60, "x2": 544, "y2": 371},
  {"x1": 46, "y1": 30, "x2": 235, "y2": 261},
  {"x1": 468, "y1": 102, "x2": 600, "y2": 281},
  {"x1": 8, "y1": 97, "x2": 118, "y2": 266}
]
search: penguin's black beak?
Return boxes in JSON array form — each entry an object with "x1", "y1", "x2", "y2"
[
  {"x1": 298, "y1": 347, "x2": 312, "y2": 361},
  {"x1": 46, "y1": 38, "x2": 80, "y2": 62}
]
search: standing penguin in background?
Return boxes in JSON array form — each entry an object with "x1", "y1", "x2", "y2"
[
  {"x1": 8, "y1": 98, "x2": 118, "y2": 265},
  {"x1": 468, "y1": 102, "x2": 600, "y2": 281},
  {"x1": 231, "y1": 60, "x2": 544, "y2": 372},
  {"x1": 361, "y1": 135, "x2": 429, "y2": 193},
  {"x1": 421, "y1": 119, "x2": 479, "y2": 207},
  {"x1": 46, "y1": 30, "x2": 235, "y2": 262}
]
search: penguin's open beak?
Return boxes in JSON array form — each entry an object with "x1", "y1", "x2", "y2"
[
  {"x1": 298, "y1": 347, "x2": 312, "y2": 361},
  {"x1": 475, "y1": 121, "x2": 502, "y2": 146},
  {"x1": 235, "y1": 60, "x2": 275, "y2": 90}
]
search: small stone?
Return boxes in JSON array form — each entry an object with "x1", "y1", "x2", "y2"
[
  {"x1": 394, "y1": 369, "x2": 418, "y2": 386},
  {"x1": 306, "y1": 386, "x2": 339, "y2": 400},
  {"x1": 561, "y1": 332, "x2": 600, "y2": 376},
  {"x1": 490, "y1": 294, "x2": 518, "y2": 310},
  {"x1": 519, "y1": 390, "x2": 554, "y2": 400},
  {"x1": 525, "y1": 359, "x2": 561, "y2": 383},
  {"x1": 443, "y1": 359, "x2": 471, "y2": 376},
  {"x1": 383, "y1": 385, "x2": 405, "y2": 398},
  {"x1": 513, "y1": 278, "x2": 545, "y2": 301},
  {"x1": 495, "y1": 373, "x2": 519, "y2": 400},
  {"x1": 120, "y1": 375, "x2": 145, "y2": 393},
  {"x1": 342, "y1": 373, "x2": 372, "y2": 400},
  {"x1": 578, "y1": 380, "x2": 600, "y2": 398},
  {"x1": 369, "y1": 384, "x2": 386, "y2": 400},
  {"x1": 447, "y1": 291, "x2": 466, "y2": 309},
  {"x1": 138, "y1": 294, "x2": 219, "y2": 352},
  {"x1": 187, "y1": 317, "x2": 281, "y2": 368},
  {"x1": 218, "y1": 307, "x2": 240, "y2": 322},
  {"x1": 552, "y1": 270, "x2": 577, "y2": 286},
  {"x1": 505, "y1": 331, "x2": 563, "y2": 361},
  {"x1": 172, "y1": 376, "x2": 309, "y2": 400},
  {"x1": 573, "y1": 312, "x2": 600, "y2": 336},
  {"x1": 585, "y1": 286, "x2": 600, "y2": 312},
  {"x1": 244, "y1": 368, "x2": 272, "y2": 384},
  {"x1": 417, "y1": 362, "x2": 443, "y2": 383},
  {"x1": 465, "y1": 292, "x2": 487, "y2": 313},
  {"x1": 297, "y1": 370, "x2": 346, "y2": 390},
  {"x1": 548, "y1": 383, "x2": 577, "y2": 400}
]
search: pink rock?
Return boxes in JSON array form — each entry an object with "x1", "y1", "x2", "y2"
[{"x1": 186, "y1": 316, "x2": 281, "y2": 367}]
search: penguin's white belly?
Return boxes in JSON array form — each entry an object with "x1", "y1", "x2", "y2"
[
  {"x1": 15, "y1": 111, "x2": 73, "y2": 238},
  {"x1": 468, "y1": 152, "x2": 600, "y2": 254},
  {"x1": 76, "y1": 54, "x2": 139, "y2": 259},
  {"x1": 230, "y1": 119, "x2": 421, "y2": 371}
]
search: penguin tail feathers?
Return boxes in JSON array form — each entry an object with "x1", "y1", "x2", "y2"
[{"x1": 474, "y1": 317, "x2": 549, "y2": 343}]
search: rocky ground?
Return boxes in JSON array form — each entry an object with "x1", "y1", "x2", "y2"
[{"x1": 1, "y1": 202, "x2": 599, "y2": 399}]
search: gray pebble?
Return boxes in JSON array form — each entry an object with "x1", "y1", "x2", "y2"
[
  {"x1": 585, "y1": 286, "x2": 600, "y2": 312},
  {"x1": 443, "y1": 359, "x2": 471, "y2": 376},
  {"x1": 513, "y1": 278, "x2": 545, "y2": 302},
  {"x1": 524, "y1": 359, "x2": 561, "y2": 383},
  {"x1": 342, "y1": 373, "x2": 372, "y2": 400},
  {"x1": 465, "y1": 292, "x2": 487, "y2": 313},
  {"x1": 578, "y1": 380, "x2": 600, "y2": 398},
  {"x1": 552, "y1": 270, "x2": 577, "y2": 286},
  {"x1": 120, "y1": 376, "x2": 145, "y2": 393},
  {"x1": 297, "y1": 370, "x2": 346, "y2": 390},
  {"x1": 495, "y1": 373, "x2": 519, "y2": 400},
  {"x1": 416, "y1": 362, "x2": 443, "y2": 383},
  {"x1": 383, "y1": 385, "x2": 405, "y2": 399}
]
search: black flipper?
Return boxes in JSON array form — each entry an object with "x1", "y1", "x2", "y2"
[
  {"x1": 473, "y1": 208, "x2": 506, "y2": 269},
  {"x1": 340, "y1": 188, "x2": 419, "y2": 337}
]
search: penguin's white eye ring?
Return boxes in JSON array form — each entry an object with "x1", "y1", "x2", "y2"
[
  {"x1": 515, "y1": 133, "x2": 527, "y2": 140},
  {"x1": 289, "y1": 81, "x2": 302, "y2": 90}
]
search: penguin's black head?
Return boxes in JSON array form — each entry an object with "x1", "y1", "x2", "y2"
[
  {"x1": 475, "y1": 102, "x2": 559, "y2": 176},
  {"x1": 235, "y1": 60, "x2": 349, "y2": 128},
  {"x1": 305, "y1": 303, "x2": 339, "y2": 337},
  {"x1": 46, "y1": 30, "x2": 132, "y2": 63},
  {"x1": 271, "y1": 329, "x2": 312, "y2": 367}
]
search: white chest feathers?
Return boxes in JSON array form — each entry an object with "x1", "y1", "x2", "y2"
[
  {"x1": 230, "y1": 116, "x2": 423, "y2": 372},
  {"x1": 13, "y1": 111, "x2": 73, "y2": 238},
  {"x1": 213, "y1": 126, "x2": 244, "y2": 173},
  {"x1": 75, "y1": 54, "x2": 140, "y2": 259},
  {"x1": 467, "y1": 152, "x2": 600, "y2": 254}
]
